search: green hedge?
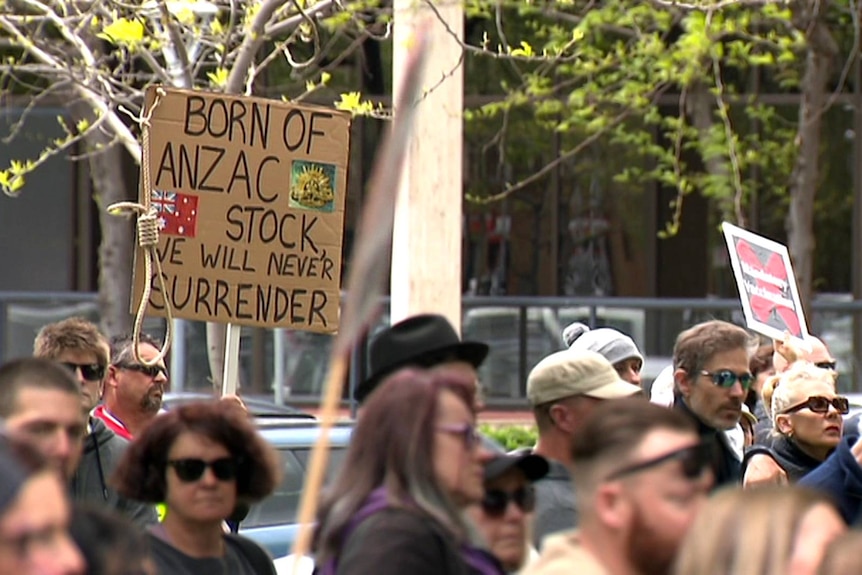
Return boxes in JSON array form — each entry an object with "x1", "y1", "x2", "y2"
[{"x1": 480, "y1": 424, "x2": 538, "y2": 452}]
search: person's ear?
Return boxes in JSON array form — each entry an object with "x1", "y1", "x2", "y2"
[
  {"x1": 594, "y1": 482, "x2": 630, "y2": 530},
  {"x1": 674, "y1": 368, "x2": 693, "y2": 398},
  {"x1": 776, "y1": 413, "x2": 794, "y2": 436},
  {"x1": 548, "y1": 403, "x2": 570, "y2": 431},
  {"x1": 105, "y1": 365, "x2": 119, "y2": 388}
]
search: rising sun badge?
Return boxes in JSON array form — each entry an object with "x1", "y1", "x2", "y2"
[{"x1": 289, "y1": 161, "x2": 337, "y2": 212}]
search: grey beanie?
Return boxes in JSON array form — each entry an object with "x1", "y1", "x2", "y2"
[{"x1": 562, "y1": 322, "x2": 644, "y2": 367}]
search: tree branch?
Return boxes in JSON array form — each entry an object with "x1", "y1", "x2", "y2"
[
  {"x1": 264, "y1": 0, "x2": 339, "y2": 37},
  {"x1": 0, "y1": 15, "x2": 142, "y2": 163},
  {"x1": 647, "y1": 0, "x2": 788, "y2": 9},
  {"x1": 475, "y1": 85, "x2": 670, "y2": 203},
  {"x1": 225, "y1": 0, "x2": 290, "y2": 94}
]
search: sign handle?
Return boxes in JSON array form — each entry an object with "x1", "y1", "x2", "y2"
[{"x1": 221, "y1": 323, "x2": 241, "y2": 397}]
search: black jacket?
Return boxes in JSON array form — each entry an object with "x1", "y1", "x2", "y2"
[
  {"x1": 674, "y1": 396, "x2": 741, "y2": 488},
  {"x1": 336, "y1": 508, "x2": 498, "y2": 575},
  {"x1": 799, "y1": 435, "x2": 862, "y2": 524},
  {"x1": 70, "y1": 417, "x2": 157, "y2": 527},
  {"x1": 742, "y1": 434, "x2": 825, "y2": 482}
]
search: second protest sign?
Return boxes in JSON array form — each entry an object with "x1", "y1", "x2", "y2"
[{"x1": 132, "y1": 86, "x2": 352, "y2": 333}]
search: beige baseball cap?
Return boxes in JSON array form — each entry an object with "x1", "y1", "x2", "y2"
[{"x1": 527, "y1": 349, "x2": 642, "y2": 406}]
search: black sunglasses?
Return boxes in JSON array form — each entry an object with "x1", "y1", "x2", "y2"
[
  {"x1": 700, "y1": 369, "x2": 754, "y2": 391},
  {"x1": 166, "y1": 457, "x2": 239, "y2": 482},
  {"x1": 116, "y1": 362, "x2": 169, "y2": 380},
  {"x1": 61, "y1": 362, "x2": 105, "y2": 382},
  {"x1": 481, "y1": 485, "x2": 536, "y2": 517},
  {"x1": 815, "y1": 361, "x2": 838, "y2": 372},
  {"x1": 782, "y1": 395, "x2": 849, "y2": 415},
  {"x1": 607, "y1": 442, "x2": 712, "y2": 481}
]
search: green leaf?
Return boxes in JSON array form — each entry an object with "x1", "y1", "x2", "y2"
[
  {"x1": 334, "y1": 92, "x2": 375, "y2": 116},
  {"x1": 510, "y1": 41, "x2": 535, "y2": 58},
  {"x1": 206, "y1": 67, "x2": 229, "y2": 88},
  {"x1": 97, "y1": 18, "x2": 145, "y2": 48}
]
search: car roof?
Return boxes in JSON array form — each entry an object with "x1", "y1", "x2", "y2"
[
  {"x1": 257, "y1": 419, "x2": 354, "y2": 446},
  {"x1": 162, "y1": 392, "x2": 316, "y2": 420}
]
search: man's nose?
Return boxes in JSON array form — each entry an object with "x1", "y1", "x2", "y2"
[
  {"x1": 73, "y1": 367, "x2": 87, "y2": 386},
  {"x1": 727, "y1": 380, "x2": 745, "y2": 398},
  {"x1": 49, "y1": 532, "x2": 86, "y2": 575},
  {"x1": 54, "y1": 428, "x2": 72, "y2": 456},
  {"x1": 199, "y1": 466, "x2": 220, "y2": 486}
]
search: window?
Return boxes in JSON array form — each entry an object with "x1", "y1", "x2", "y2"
[{"x1": 242, "y1": 445, "x2": 348, "y2": 529}]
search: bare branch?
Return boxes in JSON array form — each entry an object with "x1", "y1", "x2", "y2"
[
  {"x1": 155, "y1": 0, "x2": 194, "y2": 88},
  {"x1": 226, "y1": 0, "x2": 290, "y2": 94},
  {"x1": 1, "y1": 80, "x2": 73, "y2": 145},
  {"x1": 264, "y1": 0, "x2": 338, "y2": 37},
  {"x1": 475, "y1": 85, "x2": 671, "y2": 203},
  {"x1": 646, "y1": 0, "x2": 788, "y2": 9},
  {"x1": 0, "y1": 15, "x2": 142, "y2": 162}
]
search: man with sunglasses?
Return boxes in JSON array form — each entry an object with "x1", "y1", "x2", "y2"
[
  {"x1": 773, "y1": 334, "x2": 837, "y2": 374},
  {"x1": 525, "y1": 397, "x2": 711, "y2": 575},
  {"x1": 526, "y1": 349, "x2": 642, "y2": 550},
  {"x1": 32, "y1": 318, "x2": 157, "y2": 527},
  {"x1": 672, "y1": 319, "x2": 754, "y2": 488},
  {"x1": 93, "y1": 333, "x2": 169, "y2": 440},
  {"x1": 466, "y1": 452, "x2": 549, "y2": 574}
]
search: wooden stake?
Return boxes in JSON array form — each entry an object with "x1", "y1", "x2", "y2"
[{"x1": 288, "y1": 24, "x2": 431, "y2": 570}]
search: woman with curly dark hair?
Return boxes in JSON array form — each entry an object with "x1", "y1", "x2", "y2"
[{"x1": 112, "y1": 401, "x2": 282, "y2": 575}]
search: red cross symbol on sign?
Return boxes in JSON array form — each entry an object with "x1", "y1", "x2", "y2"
[{"x1": 735, "y1": 239, "x2": 801, "y2": 336}]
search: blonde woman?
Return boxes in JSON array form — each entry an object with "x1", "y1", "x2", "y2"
[
  {"x1": 742, "y1": 363, "x2": 844, "y2": 485},
  {"x1": 672, "y1": 486, "x2": 846, "y2": 575}
]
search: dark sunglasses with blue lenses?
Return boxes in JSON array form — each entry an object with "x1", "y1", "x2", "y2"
[
  {"x1": 61, "y1": 362, "x2": 105, "y2": 382},
  {"x1": 700, "y1": 369, "x2": 754, "y2": 390},
  {"x1": 167, "y1": 457, "x2": 239, "y2": 482},
  {"x1": 607, "y1": 442, "x2": 712, "y2": 481},
  {"x1": 481, "y1": 485, "x2": 536, "y2": 517}
]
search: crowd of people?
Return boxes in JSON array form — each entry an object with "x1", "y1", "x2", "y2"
[{"x1": 0, "y1": 311, "x2": 860, "y2": 575}]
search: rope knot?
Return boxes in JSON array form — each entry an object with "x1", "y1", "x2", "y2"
[{"x1": 137, "y1": 208, "x2": 160, "y2": 248}]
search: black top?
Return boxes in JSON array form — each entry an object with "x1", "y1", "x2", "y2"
[
  {"x1": 674, "y1": 396, "x2": 741, "y2": 488},
  {"x1": 147, "y1": 532, "x2": 275, "y2": 575},
  {"x1": 743, "y1": 434, "x2": 826, "y2": 482},
  {"x1": 337, "y1": 507, "x2": 470, "y2": 575}
]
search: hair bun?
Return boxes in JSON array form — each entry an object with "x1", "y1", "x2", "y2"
[{"x1": 562, "y1": 322, "x2": 590, "y2": 347}]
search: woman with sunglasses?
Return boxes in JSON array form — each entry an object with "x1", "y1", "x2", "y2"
[
  {"x1": 314, "y1": 366, "x2": 504, "y2": 575},
  {"x1": 742, "y1": 363, "x2": 844, "y2": 485},
  {"x1": 113, "y1": 401, "x2": 281, "y2": 575},
  {"x1": 466, "y1": 453, "x2": 549, "y2": 574}
]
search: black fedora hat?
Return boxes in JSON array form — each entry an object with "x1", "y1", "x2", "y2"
[{"x1": 354, "y1": 314, "x2": 489, "y2": 402}]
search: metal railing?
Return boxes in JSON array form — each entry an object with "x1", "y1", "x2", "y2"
[{"x1": 2, "y1": 292, "x2": 861, "y2": 406}]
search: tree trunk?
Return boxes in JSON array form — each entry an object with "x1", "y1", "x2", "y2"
[
  {"x1": 92, "y1": 143, "x2": 134, "y2": 339},
  {"x1": 70, "y1": 98, "x2": 135, "y2": 340},
  {"x1": 788, "y1": 0, "x2": 838, "y2": 314}
]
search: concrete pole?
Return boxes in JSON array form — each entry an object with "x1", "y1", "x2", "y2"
[{"x1": 390, "y1": 0, "x2": 464, "y2": 332}]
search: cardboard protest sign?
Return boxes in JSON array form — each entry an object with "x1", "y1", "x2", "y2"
[
  {"x1": 722, "y1": 222, "x2": 810, "y2": 347},
  {"x1": 131, "y1": 87, "x2": 351, "y2": 332}
]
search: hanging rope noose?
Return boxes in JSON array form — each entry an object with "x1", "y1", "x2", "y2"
[{"x1": 107, "y1": 87, "x2": 173, "y2": 367}]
